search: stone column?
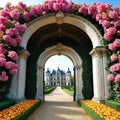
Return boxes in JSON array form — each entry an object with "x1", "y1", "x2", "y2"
[
  {"x1": 7, "y1": 50, "x2": 30, "y2": 101},
  {"x1": 74, "y1": 65, "x2": 83, "y2": 101},
  {"x1": 90, "y1": 47, "x2": 107, "y2": 102},
  {"x1": 103, "y1": 51, "x2": 110, "y2": 99},
  {"x1": 36, "y1": 66, "x2": 44, "y2": 102}
]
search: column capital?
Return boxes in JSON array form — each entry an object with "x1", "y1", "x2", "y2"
[
  {"x1": 74, "y1": 65, "x2": 81, "y2": 69},
  {"x1": 37, "y1": 66, "x2": 44, "y2": 70},
  {"x1": 18, "y1": 49, "x2": 30, "y2": 59},
  {"x1": 89, "y1": 46, "x2": 107, "y2": 57}
]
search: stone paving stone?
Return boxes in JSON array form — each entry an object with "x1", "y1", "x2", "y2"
[{"x1": 28, "y1": 87, "x2": 93, "y2": 120}]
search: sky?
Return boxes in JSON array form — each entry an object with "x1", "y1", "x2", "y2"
[
  {"x1": 45, "y1": 55, "x2": 73, "y2": 75},
  {"x1": 0, "y1": 0, "x2": 120, "y2": 75},
  {"x1": 0, "y1": 0, "x2": 120, "y2": 7}
]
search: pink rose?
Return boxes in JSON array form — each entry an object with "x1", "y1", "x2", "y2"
[
  {"x1": 5, "y1": 61, "x2": 15, "y2": 69},
  {"x1": 110, "y1": 54, "x2": 118, "y2": 62},
  {"x1": 0, "y1": 23, "x2": 5, "y2": 31},
  {"x1": 0, "y1": 16, "x2": 10, "y2": 24},
  {"x1": 108, "y1": 10, "x2": 119, "y2": 20},
  {"x1": 88, "y1": 5, "x2": 96, "y2": 15},
  {"x1": 104, "y1": 33, "x2": 113, "y2": 41},
  {"x1": 108, "y1": 43, "x2": 117, "y2": 51},
  {"x1": 113, "y1": 20, "x2": 120, "y2": 27},
  {"x1": 3, "y1": 34, "x2": 12, "y2": 42},
  {"x1": 113, "y1": 39, "x2": 120, "y2": 48},
  {"x1": 106, "y1": 27, "x2": 117, "y2": 35},
  {"x1": 53, "y1": 3, "x2": 61, "y2": 11},
  {"x1": 0, "y1": 57, "x2": 6, "y2": 67},
  {"x1": 15, "y1": 24, "x2": 27, "y2": 32},
  {"x1": 115, "y1": 63, "x2": 120, "y2": 71},
  {"x1": 8, "y1": 51, "x2": 18, "y2": 60},
  {"x1": 79, "y1": 6, "x2": 88, "y2": 16},
  {"x1": 9, "y1": 68, "x2": 18, "y2": 75},
  {"x1": 0, "y1": 53, "x2": 5, "y2": 58},
  {"x1": 97, "y1": 3, "x2": 106, "y2": 13},
  {"x1": 0, "y1": 46, "x2": 7, "y2": 54},
  {"x1": 10, "y1": 10, "x2": 20, "y2": 20},
  {"x1": 23, "y1": 11, "x2": 30, "y2": 21},
  {"x1": 107, "y1": 74, "x2": 115, "y2": 81},
  {"x1": 18, "y1": 2, "x2": 26, "y2": 9},
  {"x1": 6, "y1": 28, "x2": 14, "y2": 36},
  {"x1": 101, "y1": 20, "x2": 111, "y2": 28},
  {"x1": 115, "y1": 74, "x2": 120, "y2": 83}
]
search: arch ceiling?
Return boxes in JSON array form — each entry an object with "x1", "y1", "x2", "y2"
[{"x1": 27, "y1": 23, "x2": 92, "y2": 49}]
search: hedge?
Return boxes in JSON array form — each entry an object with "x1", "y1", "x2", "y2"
[
  {"x1": 44, "y1": 86, "x2": 56, "y2": 94},
  {"x1": 0, "y1": 100, "x2": 15, "y2": 111}
]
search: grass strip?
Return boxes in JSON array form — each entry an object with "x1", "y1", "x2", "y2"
[{"x1": 105, "y1": 100, "x2": 120, "y2": 111}]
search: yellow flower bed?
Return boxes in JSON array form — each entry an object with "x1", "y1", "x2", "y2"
[
  {"x1": 0, "y1": 99, "x2": 39, "y2": 120},
  {"x1": 81, "y1": 100, "x2": 120, "y2": 120}
]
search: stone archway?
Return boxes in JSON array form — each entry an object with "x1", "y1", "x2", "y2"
[
  {"x1": 36, "y1": 43, "x2": 83, "y2": 101},
  {"x1": 7, "y1": 12, "x2": 109, "y2": 102}
]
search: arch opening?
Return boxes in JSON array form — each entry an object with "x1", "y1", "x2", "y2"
[{"x1": 44, "y1": 55, "x2": 74, "y2": 101}]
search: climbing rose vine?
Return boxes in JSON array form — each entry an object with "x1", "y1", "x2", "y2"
[{"x1": 0, "y1": 0, "x2": 120, "y2": 98}]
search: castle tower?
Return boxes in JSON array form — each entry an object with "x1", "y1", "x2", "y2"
[
  {"x1": 66, "y1": 68, "x2": 71, "y2": 86},
  {"x1": 44, "y1": 68, "x2": 51, "y2": 86}
]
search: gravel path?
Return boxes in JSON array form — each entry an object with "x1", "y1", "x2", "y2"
[{"x1": 28, "y1": 87, "x2": 92, "y2": 120}]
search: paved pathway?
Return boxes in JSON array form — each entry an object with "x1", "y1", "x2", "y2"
[{"x1": 28, "y1": 87, "x2": 92, "y2": 120}]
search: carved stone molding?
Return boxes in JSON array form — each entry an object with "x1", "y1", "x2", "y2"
[
  {"x1": 74, "y1": 65, "x2": 81, "y2": 69},
  {"x1": 55, "y1": 42, "x2": 63, "y2": 55},
  {"x1": 56, "y1": 11, "x2": 64, "y2": 25},
  {"x1": 18, "y1": 50, "x2": 30, "y2": 59},
  {"x1": 89, "y1": 46, "x2": 107, "y2": 57},
  {"x1": 38, "y1": 66, "x2": 44, "y2": 70}
]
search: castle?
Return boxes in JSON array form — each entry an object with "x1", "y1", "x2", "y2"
[{"x1": 44, "y1": 67, "x2": 71, "y2": 86}]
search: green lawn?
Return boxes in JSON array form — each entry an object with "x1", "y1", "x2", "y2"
[{"x1": 61, "y1": 86, "x2": 74, "y2": 96}]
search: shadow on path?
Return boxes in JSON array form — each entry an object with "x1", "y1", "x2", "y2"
[{"x1": 28, "y1": 87, "x2": 92, "y2": 120}]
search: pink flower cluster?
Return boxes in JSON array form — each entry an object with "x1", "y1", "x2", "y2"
[
  {"x1": 107, "y1": 74, "x2": 120, "y2": 83},
  {"x1": 41, "y1": 0, "x2": 74, "y2": 13},
  {"x1": 108, "y1": 39, "x2": 120, "y2": 51},
  {"x1": 110, "y1": 63, "x2": 120, "y2": 72},
  {"x1": 0, "y1": 2, "x2": 27, "y2": 81}
]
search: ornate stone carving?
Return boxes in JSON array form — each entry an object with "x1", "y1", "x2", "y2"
[
  {"x1": 18, "y1": 50, "x2": 30, "y2": 59},
  {"x1": 89, "y1": 46, "x2": 107, "y2": 57},
  {"x1": 74, "y1": 65, "x2": 81, "y2": 69},
  {"x1": 38, "y1": 66, "x2": 44, "y2": 70},
  {"x1": 56, "y1": 11, "x2": 64, "y2": 25},
  {"x1": 55, "y1": 42, "x2": 63, "y2": 55}
]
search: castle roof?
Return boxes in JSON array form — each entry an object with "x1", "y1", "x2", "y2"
[
  {"x1": 45, "y1": 67, "x2": 71, "y2": 75},
  {"x1": 66, "y1": 68, "x2": 71, "y2": 73},
  {"x1": 45, "y1": 68, "x2": 50, "y2": 73}
]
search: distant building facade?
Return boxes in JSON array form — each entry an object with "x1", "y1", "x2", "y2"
[{"x1": 44, "y1": 67, "x2": 71, "y2": 86}]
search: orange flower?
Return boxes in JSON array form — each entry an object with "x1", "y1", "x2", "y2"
[
  {"x1": 81, "y1": 100, "x2": 120, "y2": 120},
  {"x1": 0, "y1": 99, "x2": 39, "y2": 120}
]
